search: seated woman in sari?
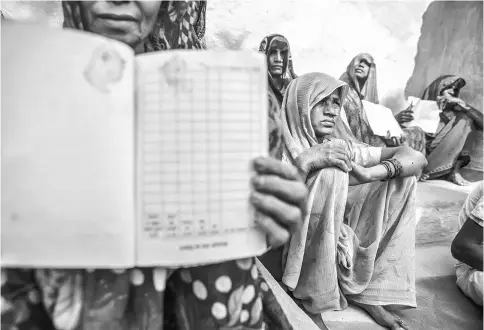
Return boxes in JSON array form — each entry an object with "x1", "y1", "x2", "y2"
[
  {"x1": 338, "y1": 53, "x2": 427, "y2": 153},
  {"x1": 1, "y1": 2, "x2": 311, "y2": 330},
  {"x1": 281, "y1": 72, "x2": 427, "y2": 330},
  {"x1": 412, "y1": 75, "x2": 483, "y2": 186}
]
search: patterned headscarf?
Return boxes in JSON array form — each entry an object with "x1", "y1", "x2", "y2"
[
  {"x1": 62, "y1": 1, "x2": 207, "y2": 51},
  {"x1": 281, "y1": 72, "x2": 348, "y2": 162},
  {"x1": 340, "y1": 53, "x2": 379, "y2": 104},
  {"x1": 259, "y1": 34, "x2": 298, "y2": 105},
  {"x1": 421, "y1": 75, "x2": 466, "y2": 101}
]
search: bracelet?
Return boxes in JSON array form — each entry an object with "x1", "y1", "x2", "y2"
[
  {"x1": 387, "y1": 158, "x2": 403, "y2": 177},
  {"x1": 380, "y1": 161, "x2": 393, "y2": 181}
]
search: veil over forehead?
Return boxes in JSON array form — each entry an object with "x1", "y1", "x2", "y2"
[
  {"x1": 340, "y1": 53, "x2": 378, "y2": 104},
  {"x1": 259, "y1": 33, "x2": 297, "y2": 80},
  {"x1": 421, "y1": 75, "x2": 466, "y2": 101},
  {"x1": 282, "y1": 73, "x2": 348, "y2": 161}
]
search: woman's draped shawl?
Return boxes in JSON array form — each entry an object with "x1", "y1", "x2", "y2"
[
  {"x1": 334, "y1": 54, "x2": 387, "y2": 147},
  {"x1": 340, "y1": 53, "x2": 379, "y2": 104},
  {"x1": 259, "y1": 34, "x2": 298, "y2": 107},
  {"x1": 420, "y1": 75, "x2": 472, "y2": 172},
  {"x1": 336, "y1": 54, "x2": 427, "y2": 154},
  {"x1": 422, "y1": 75, "x2": 466, "y2": 102},
  {"x1": 282, "y1": 72, "x2": 348, "y2": 162},
  {"x1": 281, "y1": 74, "x2": 417, "y2": 313}
]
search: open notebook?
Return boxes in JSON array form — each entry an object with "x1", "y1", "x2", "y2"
[{"x1": 2, "y1": 22, "x2": 268, "y2": 268}]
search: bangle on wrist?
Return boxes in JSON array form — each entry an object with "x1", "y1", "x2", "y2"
[
  {"x1": 387, "y1": 158, "x2": 403, "y2": 177},
  {"x1": 380, "y1": 161, "x2": 392, "y2": 181}
]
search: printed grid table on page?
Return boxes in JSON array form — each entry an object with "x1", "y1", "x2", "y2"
[{"x1": 140, "y1": 57, "x2": 265, "y2": 240}]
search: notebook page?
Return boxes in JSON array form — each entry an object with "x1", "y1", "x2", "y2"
[
  {"x1": 402, "y1": 97, "x2": 441, "y2": 134},
  {"x1": 362, "y1": 100, "x2": 404, "y2": 138},
  {"x1": 2, "y1": 22, "x2": 136, "y2": 267},
  {"x1": 135, "y1": 51, "x2": 268, "y2": 267}
]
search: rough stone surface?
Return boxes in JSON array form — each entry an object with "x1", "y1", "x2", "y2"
[{"x1": 405, "y1": 1, "x2": 483, "y2": 171}]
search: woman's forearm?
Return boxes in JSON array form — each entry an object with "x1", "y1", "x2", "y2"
[
  {"x1": 381, "y1": 146, "x2": 427, "y2": 178},
  {"x1": 348, "y1": 164, "x2": 387, "y2": 185},
  {"x1": 452, "y1": 241, "x2": 483, "y2": 271},
  {"x1": 294, "y1": 152, "x2": 312, "y2": 182},
  {"x1": 462, "y1": 104, "x2": 483, "y2": 130}
]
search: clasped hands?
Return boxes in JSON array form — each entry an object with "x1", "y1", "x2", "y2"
[{"x1": 295, "y1": 140, "x2": 374, "y2": 184}]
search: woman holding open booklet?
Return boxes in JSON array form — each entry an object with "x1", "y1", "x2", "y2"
[{"x1": 1, "y1": 2, "x2": 314, "y2": 330}]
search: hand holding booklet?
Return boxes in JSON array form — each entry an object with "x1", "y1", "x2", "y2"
[
  {"x1": 2, "y1": 22, "x2": 269, "y2": 268},
  {"x1": 402, "y1": 96, "x2": 441, "y2": 134}
]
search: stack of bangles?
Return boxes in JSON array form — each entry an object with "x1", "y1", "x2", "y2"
[{"x1": 380, "y1": 158, "x2": 403, "y2": 181}]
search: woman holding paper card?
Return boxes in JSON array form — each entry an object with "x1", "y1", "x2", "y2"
[
  {"x1": 281, "y1": 72, "x2": 427, "y2": 330},
  {"x1": 417, "y1": 75, "x2": 483, "y2": 186},
  {"x1": 338, "y1": 53, "x2": 427, "y2": 154},
  {"x1": 1, "y1": 2, "x2": 313, "y2": 330}
]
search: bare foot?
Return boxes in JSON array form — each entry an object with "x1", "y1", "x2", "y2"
[
  {"x1": 449, "y1": 171, "x2": 471, "y2": 186},
  {"x1": 352, "y1": 302, "x2": 409, "y2": 330},
  {"x1": 419, "y1": 173, "x2": 429, "y2": 182}
]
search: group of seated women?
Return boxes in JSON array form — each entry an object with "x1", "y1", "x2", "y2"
[
  {"x1": 2, "y1": 2, "x2": 482, "y2": 330},
  {"x1": 258, "y1": 32, "x2": 483, "y2": 328},
  {"x1": 262, "y1": 34, "x2": 483, "y2": 187}
]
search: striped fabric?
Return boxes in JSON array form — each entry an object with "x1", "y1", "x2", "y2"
[{"x1": 281, "y1": 73, "x2": 417, "y2": 313}]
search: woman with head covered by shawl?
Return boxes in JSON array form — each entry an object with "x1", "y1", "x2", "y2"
[
  {"x1": 280, "y1": 72, "x2": 427, "y2": 329},
  {"x1": 1, "y1": 2, "x2": 313, "y2": 330},
  {"x1": 338, "y1": 53, "x2": 428, "y2": 154},
  {"x1": 418, "y1": 75, "x2": 483, "y2": 185},
  {"x1": 257, "y1": 34, "x2": 298, "y2": 282},
  {"x1": 259, "y1": 34, "x2": 298, "y2": 108}
]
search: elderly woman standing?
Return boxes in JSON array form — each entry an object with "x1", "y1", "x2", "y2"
[
  {"x1": 338, "y1": 53, "x2": 427, "y2": 153},
  {"x1": 281, "y1": 73, "x2": 427, "y2": 330},
  {"x1": 1, "y1": 2, "x2": 310, "y2": 330}
]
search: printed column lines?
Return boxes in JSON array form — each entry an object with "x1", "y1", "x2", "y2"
[
  {"x1": 158, "y1": 72, "x2": 166, "y2": 229},
  {"x1": 175, "y1": 73, "x2": 180, "y2": 237},
  {"x1": 205, "y1": 66, "x2": 210, "y2": 234},
  {"x1": 217, "y1": 67, "x2": 223, "y2": 233},
  {"x1": 249, "y1": 71, "x2": 254, "y2": 229}
]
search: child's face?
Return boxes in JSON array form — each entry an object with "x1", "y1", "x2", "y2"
[{"x1": 310, "y1": 89, "x2": 341, "y2": 139}]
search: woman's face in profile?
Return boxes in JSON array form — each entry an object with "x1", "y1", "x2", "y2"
[{"x1": 79, "y1": 1, "x2": 162, "y2": 47}]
